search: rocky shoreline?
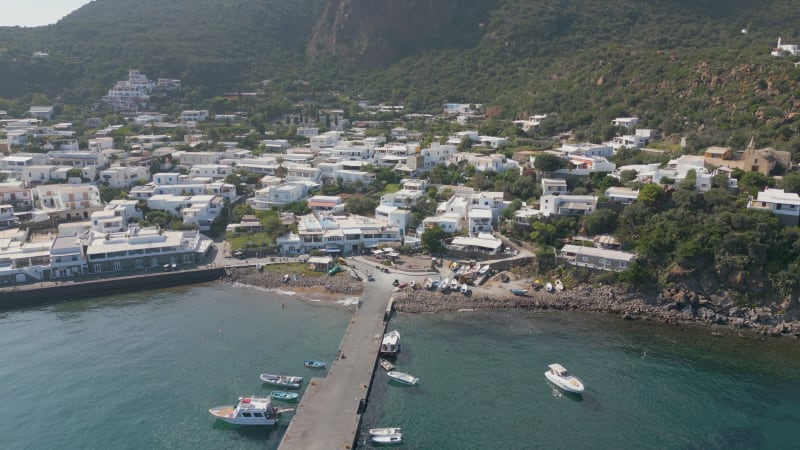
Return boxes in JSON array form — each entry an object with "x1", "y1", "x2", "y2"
[
  {"x1": 393, "y1": 285, "x2": 800, "y2": 339},
  {"x1": 223, "y1": 267, "x2": 365, "y2": 297}
]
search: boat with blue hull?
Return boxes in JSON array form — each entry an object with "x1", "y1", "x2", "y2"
[{"x1": 304, "y1": 360, "x2": 327, "y2": 369}]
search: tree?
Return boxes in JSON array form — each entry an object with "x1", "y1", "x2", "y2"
[
  {"x1": 582, "y1": 209, "x2": 618, "y2": 236},
  {"x1": 533, "y1": 154, "x2": 565, "y2": 174},
  {"x1": 421, "y1": 225, "x2": 447, "y2": 254},
  {"x1": 345, "y1": 196, "x2": 378, "y2": 216},
  {"x1": 638, "y1": 183, "x2": 663, "y2": 205}
]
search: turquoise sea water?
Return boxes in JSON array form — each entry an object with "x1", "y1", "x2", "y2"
[
  {"x1": 2, "y1": 285, "x2": 800, "y2": 449},
  {"x1": 361, "y1": 311, "x2": 800, "y2": 450}
]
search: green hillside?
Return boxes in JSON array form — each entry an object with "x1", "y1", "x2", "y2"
[{"x1": 1, "y1": 0, "x2": 800, "y2": 149}]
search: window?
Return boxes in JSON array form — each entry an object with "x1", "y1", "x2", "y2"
[
  {"x1": 253, "y1": 413, "x2": 263, "y2": 417},
  {"x1": 113, "y1": 261, "x2": 122, "y2": 271},
  {"x1": 242, "y1": 413, "x2": 252, "y2": 418}
]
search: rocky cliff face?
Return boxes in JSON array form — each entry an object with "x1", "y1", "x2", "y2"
[{"x1": 307, "y1": 0, "x2": 495, "y2": 67}]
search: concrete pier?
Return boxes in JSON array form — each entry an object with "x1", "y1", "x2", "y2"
[
  {"x1": 279, "y1": 259, "x2": 433, "y2": 450},
  {"x1": 278, "y1": 272, "x2": 392, "y2": 450}
]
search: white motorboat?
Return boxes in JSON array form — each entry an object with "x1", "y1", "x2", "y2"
[
  {"x1": 450, "y1": 279, "x2": 459, "y2": 290},
  {"x1": 371, "y1": 434, "x2": 402, "y2": 445},
  {"x1": 380, "y1": 330, "x2": 401, "y2": 355},
  {"x1": 259, "y1": 373, "x2": 303, "y2": 389},
  {"x1": 387, "y1": 370, "x2": 419, "y2": 386},
  {"x1": 209, "y1": 396, "x2": 279, "y2": 425},
  {"x1": 439, "y1": 278, "x2": 450, "y2": 290},
  {"x1": 555, "y1": 279, "x2": 564, "y2": 291},
  {"x1": 544, "y1": 363, "x2": 585, "y2": 393},
  {"x1": 545, "y1": 282, "x2": 554, "y2": 293},
  {"x1": 460, "y1": 283, "x2": 470, "y2": 294},
  {"x1": 369, "y1": 427, "x2": 402, "y2": 437},
  {"x1": 477, "y1": 264, "x2": 490, "y2": 275}
]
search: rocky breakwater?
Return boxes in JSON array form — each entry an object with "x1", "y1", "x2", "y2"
[
  {"x1": 224, "y1": 267, "x2": 364, "y2": 297},
  {"x1": 393, "y1": 285, "x2": 800, "y2": 338}
]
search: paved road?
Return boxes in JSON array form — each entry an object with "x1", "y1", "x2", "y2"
[{"x1": 278, "y1": 259, "x2": 429, "y2": 450}]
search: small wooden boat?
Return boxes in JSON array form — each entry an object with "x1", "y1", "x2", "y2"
[
  {"x1": 270, "y1": 391, "x2": 299, "y2": 402},
  {"x1": 387, "y1": 370, "x2": 418, "y2": 386},
  {"x1": 555, "y1": 279, "x2": 564, "y2": 291},
  {"x1": 379, "y1": 358, "x2": 395, "y2": 371},
  {"x1": 510, "y1": 288, "x2": 528, "y2": 296},
  {"x1": 371, "y1": 434, "x2": 402, "y2": 445},
  {"x1": 259, "y1": 373, "x2": 303, "y2": 389},
  {"x1": 370, "y1": 427, "x2": 402, "y2": 437},
  {"x1": 304, "y1": 360, "x2": 327, "y2": 369}
]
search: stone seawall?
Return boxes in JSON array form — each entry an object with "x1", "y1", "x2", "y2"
[
  {"x1": 393, "y1": 285, "x2": 800, "y2": 338},
  {"x1": 0, "y1": 267, "x2": 226, "y2": 310},
  {"x1": 223, "y1": 267, "x2": 365, "y2": 296}
]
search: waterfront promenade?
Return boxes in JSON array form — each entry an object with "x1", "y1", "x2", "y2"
[{"x1": 278, "y1": 259, "x2": 431, "y2": 450}]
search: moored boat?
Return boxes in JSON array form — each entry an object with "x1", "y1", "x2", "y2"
[
  {"x1": 544, "y1": 363, "x2": 585, "y2": 393},
  {"x1": 370, "y1": 427, "x2": 402, "y2": 437},
  {"x1": 270, "y1": 390, "x2": 299, "y2": 402},
  {"x1": 387, "y1": 370, "x2": 419, "y2": 386},
  {"x1": 304, "y1": 360, "x2": 326, "y2": 369},
  {"x1": 371, "y1": 434, "x2": 402, "y2": 445},
  {"x1": 209, "y1": 396, "x2": 279, "y2": 425},
  {"x1": 380, "y1": 330, "x2": 401, "y2": 355},
  {"x1": 545, "y1": 282, "x2": 554, "y2": 293},
  {"x1": 439, "y1": 278, "x2": 449, "y2": 290},
  {"x1": 259, "y1": 373, "x2": 303, "y2": 389},
  {"x1": 379, "y1": 358, "x2": 396, "y2": 371},
  {"x1": 450, "y1": 279, "x2": 459, "y2": 290},
  {"x1": 555, "y1": 279, "x2": 564, "y2": 291},
  {"x1": 510, "y1": 288, "x2": 528, "y2": 296}
]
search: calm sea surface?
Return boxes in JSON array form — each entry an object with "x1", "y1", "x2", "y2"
[{"x1": 2, "y1": 284, "x2": 800, "y2": 449}]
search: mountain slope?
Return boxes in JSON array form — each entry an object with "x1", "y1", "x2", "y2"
[{"x1": 0, "y1": 0, "x2": 799, "y2": 150}]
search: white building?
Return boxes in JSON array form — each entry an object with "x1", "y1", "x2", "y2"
[
  {"x1": 276, "y1": 213, "x2": 402, "y2": 255},
  {"x1": 605, "y1": 187, "x2": 639, "y2": 204},
  {"x1": 146, "y1": 194, "x2": 223, "y2": 231},
  {"x1": 380, "y1": 178, "x2": 428, "y2": 208},
  {"x1": 771, "y1": 38, "x2": 800, "y2": 57},
  {"x1": 747, "y1": 188, "x2": 800, "y2": 226},
  {"x1": 0, "y1": 181, "x2": 33, "y2": 208},
  {"x1": 189, "y1": 164, "x2": 233, "y2": 180},
  {"x1": 248, "y1": 183, "x2": 309, "y2": 210},
  {"x1": 35, "y1": 184, "x2": 103, "y2": 220},
  {"x1": 99, "y1": 165, "x2": 150, "y2": 189},
  {"x1": 180, "y1": 110, "x2": 209, "y2": 122},
  {"x1": 421, "y1": 143, "x2": 457, "y2": 170},
  {"x1": 542, "y1": 178, "x2": 568, "y2": 196},
  {"x1": 612, "y1": 117, "x2": 639, "y2": 129},
  {"x1": 540, "y1": 194, "x2": 597, "y2": 217}
]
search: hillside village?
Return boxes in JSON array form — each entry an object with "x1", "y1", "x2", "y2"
[{"x1": 1, "y1": 68, "x2": 800, "y2": 289}]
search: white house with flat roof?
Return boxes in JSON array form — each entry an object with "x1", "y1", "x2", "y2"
[
  {"x1": 542, "y1": 178, "x2": 568, "y2": 196},
  {"x1": 85, "y1": 227, "x2": 211, "y2": 274},
  {"x1": 189, "y1": 164, "x2": 232, "y2": 180},
  {"x1": 100, "y1": 165, "x2": 150, "y2": 189},
  {"x1": 0, "y1": 181, "x2": 32, "y2": 208},
  {"x1": 276, "y1": 213, "x2": 402, "y2": 255},
  {"x1": 559, "y1": 244, "x2": 636, "y2": 271},
  {"x1": 747, "y1": 188, "x2": 800, "y2": 226},
  {"x1": 605, "y1": 187, "x2": 639, "y2": 204},
  {"x1": 540, "y1": 194, "x2": 597, "y2": 217},
  {"x1": 248, "y1": 183, "x2": 308, "y2": 210},
  {"x1": 35, "y1": 184, "x2": 103, "y2": 220},
  {"x1": 612, "y1": 117, "x2": 639, "y2": 129}
]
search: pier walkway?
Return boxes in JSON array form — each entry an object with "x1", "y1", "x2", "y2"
[{"x1": 278, "y1": 259, "x2": 427, "y2": 450}]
